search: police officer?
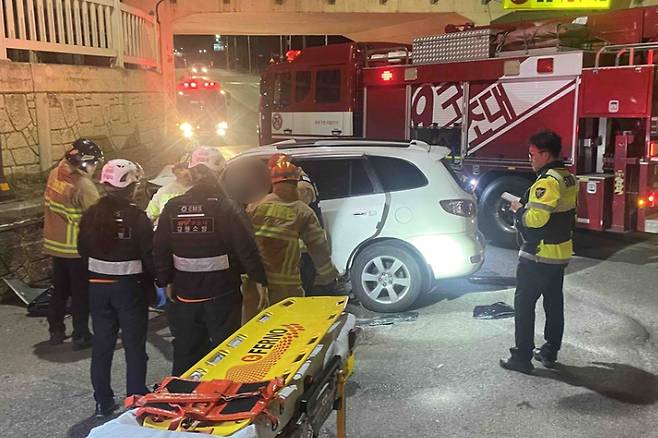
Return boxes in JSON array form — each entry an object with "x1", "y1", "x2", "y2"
[
  {"x1": 153, "y1": 146, "x2": 268, "y2": 376},
  {"x1": 44, "y1": 138, "x2": 103, "y2": 348},
  {"x1": 500, "y1": 130, "x2": 577, "y2": 374},
  {"x1": 78, "y1": 159, "x2": 152, "y2": 417}
]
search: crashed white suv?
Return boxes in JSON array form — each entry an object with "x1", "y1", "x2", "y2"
[{"x1": 231, "y1": 140, "x2": 485, "y2": 312}]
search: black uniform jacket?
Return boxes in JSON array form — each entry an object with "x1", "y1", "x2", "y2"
[
  {"x1": 78, "y1": 196, "x2": 155, "y2": 285},
  {"x1": 153, "y1": 182, "x2": 267, "y2": 301}
]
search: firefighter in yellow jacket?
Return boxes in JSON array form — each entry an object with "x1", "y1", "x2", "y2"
[
  {"x1": 500, "y1": 130, "x2": 577, "y2": 374},
  {"x1": 44, "y1": 138, "x2": 103, "y2": 348},
  {"x1": 241, "y1": 155, "x2": 338, "y2": 323}
]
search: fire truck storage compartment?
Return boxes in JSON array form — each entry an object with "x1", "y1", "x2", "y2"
[
  {"x1": 580, "y1": 67, "x2": 655, "y2": 118},
  {"x1": 365, "y1": 85, "x2": 407, "y2": 140},
  {"x1": 576, "y1": 175, "x2": 613, "y2": 231}
]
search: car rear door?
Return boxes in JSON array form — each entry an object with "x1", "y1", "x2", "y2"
[{"x1": 293, "y1": 155, "x2": 386, "y2": 274}]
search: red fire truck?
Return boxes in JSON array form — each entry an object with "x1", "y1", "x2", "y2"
[{"x1": 259, "y1": 7, "x2": 658, "y2": 246}]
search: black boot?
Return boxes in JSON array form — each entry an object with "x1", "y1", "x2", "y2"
[
  {"x1": 500, "y1": 347, "x2": 534, "y2": 374},
  {"x1": 72, "y1": 335, "x2": 93, "y2": 351},
  {"x1": 533, "y1": 344, "x2": 558, "y2": 368},
  {"x1": 94, "y1": 400, "x2": 118, "y2": 418}
]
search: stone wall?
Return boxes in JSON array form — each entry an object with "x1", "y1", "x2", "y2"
[
  {"x1": 0, "y1": 61, "x2": 167, "y2": 299},
  {"x1": 0, "y1": 61, "x2": 166, "y2": 182}
]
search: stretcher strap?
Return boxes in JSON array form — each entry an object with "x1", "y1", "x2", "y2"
[{"x1": 126, "y1": 377, "x2": 284, "y2": 431}]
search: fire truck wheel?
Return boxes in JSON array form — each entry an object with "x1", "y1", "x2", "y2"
[
  {"x1": 350, "y1": 242, "x2": 423, "y2": 313},
  {"x1": 478, "y1": 175, "x2": 531, "y2": 248}
]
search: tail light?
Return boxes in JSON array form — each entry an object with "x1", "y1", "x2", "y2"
[{"x1": 440, "y1": 199, "x2": 475, "y2": 217}]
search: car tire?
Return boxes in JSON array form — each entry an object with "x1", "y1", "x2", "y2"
[
  {"x1": 478, "y1": 175, "x2": 531, "y2": 248},
  {"x1": 350, "y1": 242, "x2": 423, "y2": 313}
]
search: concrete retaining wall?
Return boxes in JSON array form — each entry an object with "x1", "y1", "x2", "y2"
[{"x1": 0, "y1": 61, "x2": 166, "y2": 181}]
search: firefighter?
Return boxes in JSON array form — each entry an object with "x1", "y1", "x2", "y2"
[
  {"x1": 44, "y1": 138, "x2": 103, "y2": 349},
  {"x1": 78, "y1": 159, "x2": 152, "y2": 418},
  {"x1": 153, "y1": 146, "x2": 268, "y2": 376},
  {"x1": 297, "y1": 170, "x2": 324, "y2": 294},
  {"x1": 241, "y1": 155, "x2": 338, "y2": 323},
  {"x1": 146, "y1": 157, "x2": 195, "y2": 226},
  {"x1": 500, "y1": 130, "x2": 577, "y2": 374}
]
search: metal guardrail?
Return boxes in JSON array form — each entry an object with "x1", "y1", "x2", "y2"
[
  {"x1": 0, "y1": 0, "x2": 158, "y2": 68},
  {"x1": 594, "y1": 42, "x2": 658, "y2": 69}
]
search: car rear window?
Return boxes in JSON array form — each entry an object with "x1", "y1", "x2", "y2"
[{"x1": 368, "y1": 156, "x2": 428, "y2": 192}]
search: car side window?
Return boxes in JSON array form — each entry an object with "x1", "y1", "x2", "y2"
[
  {"x1": 368, "y1": 156, "x2": 428, "y2": 192},
  {"x1": 295, "y1": 158, "x2": 374, "y2": 200},
  {"x1": 350, "y1": 158, "x2": 374, "y2": 196}
]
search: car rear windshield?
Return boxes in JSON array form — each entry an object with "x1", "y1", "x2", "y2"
[{"x1": 368, "y1": 156, "x2": 428, "y2": 192}]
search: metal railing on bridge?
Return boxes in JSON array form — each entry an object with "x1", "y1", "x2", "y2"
[{"x1": 0, "y1": 0, "x2": 159, "y2": 69}]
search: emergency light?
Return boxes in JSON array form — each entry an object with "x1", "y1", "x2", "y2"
[
  {"x1": 381, "y1": 70, "x2": 394, "y2": 81},
  {"x1": 286, "y1": 50, "x2": 301, "y2": 62}
]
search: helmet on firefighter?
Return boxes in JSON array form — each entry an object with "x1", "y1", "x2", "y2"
[
  {"x1": 100, "y1": 159, "x2": 144, "y2": 189},
  {"x1": 268, "y1": 153, "x2": 301, "y2": 184},
  {"x1": 65, "y1": 138, "x2": 104, "y2": 173},
  {"x1": 188, "y1": 146, "x2": 225, "y2": 173}
]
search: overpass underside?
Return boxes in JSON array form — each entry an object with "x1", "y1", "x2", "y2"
[{"x1": 172, "y1": 12, "x2": 471, "y2": 43}]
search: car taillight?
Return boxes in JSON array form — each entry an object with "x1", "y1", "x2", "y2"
[{"x1": 440, "y1": 199, "x2": 475, "y2": 217}]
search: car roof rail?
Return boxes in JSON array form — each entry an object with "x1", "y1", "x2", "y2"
[{"x1": 273, "y1": 138, "x2": 415, "y2": 150}]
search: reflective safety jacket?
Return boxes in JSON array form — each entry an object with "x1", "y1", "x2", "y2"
[
  {"x1": 515, "y1": 161, "x2": 577, "y2": 265},
  {"x1": 153, "y1": 182, "x2": 267, "y2": 301},
  {"x1": 43, "y1": 160, "x2": 100, "y2": 258},
  {"x1": 247, "y1": 183, "x2": 338, "y2": 289},
  {"x1": 78, "y1": 196, "x2": 154, "y2": 284},
  {"x1": 146, "y1": 180, "x2": 192, "y2": 225}
]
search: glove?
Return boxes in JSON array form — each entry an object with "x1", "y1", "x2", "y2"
[
  {"x1": 154, "y1": 287, "x2": 168, "y2": 309},
  {"x1": 256, "y1": 283, "x2": 269, "y2": 311}
]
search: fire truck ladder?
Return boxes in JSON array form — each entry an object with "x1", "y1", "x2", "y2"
[{"x1": 595, "y1": 42, "x2": 658, "y2": 68}]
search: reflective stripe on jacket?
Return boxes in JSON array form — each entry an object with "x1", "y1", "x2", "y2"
[
  {"x1": 515, "y1": 161, "x2": 577, "y2": 265},
  {"x1": 43, "y1": 160, "x2": 99, "y2": 258},
  {"x1": 247, "y1": 184, "x2": 337, "y2": 289}
]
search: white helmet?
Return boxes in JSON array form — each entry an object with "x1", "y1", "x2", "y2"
[
  {"x1": 188, "y1": 146, "x2": 225, "y2": 172},
  {"x1": 100, "y1": 159, "x2": 144, "y2": 188}
]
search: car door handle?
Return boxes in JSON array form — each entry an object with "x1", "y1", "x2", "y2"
[
  {"x1": 331, "y1": 129, "x2": 342, "y2": 136},
  {"x1": 353, "y1": 210, "x2": 376, "y2": 216},
  {"x1": 283, "y1": 128, "x2": 292, "y2": 134}
]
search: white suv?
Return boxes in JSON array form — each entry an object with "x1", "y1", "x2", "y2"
[{"x1": 230, "y1": 139, "x2": 485, "y2": 312}]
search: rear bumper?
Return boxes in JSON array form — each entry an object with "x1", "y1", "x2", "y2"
[{"x1": 409, "y1": 231, "x2": 485, "y2": 280}]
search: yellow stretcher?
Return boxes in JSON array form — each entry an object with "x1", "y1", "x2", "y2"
[{"x1": 129, "y1": 296, "x2": 358, "y2": 437}]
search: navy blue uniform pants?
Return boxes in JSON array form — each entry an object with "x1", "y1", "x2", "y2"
[
  {"x1": 514, "y1": 259, "x2": 566, "y2": 361},
  {"x1": 167, "y1": 293, "x2": 241, "y2": 376},
  {"x1": 89, "y1": 277, "x2": 149, "y2": 405}
]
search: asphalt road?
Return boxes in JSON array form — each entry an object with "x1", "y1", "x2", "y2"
[{"x1": 1, "y1": 230, "x2": 657, "y2": 437}]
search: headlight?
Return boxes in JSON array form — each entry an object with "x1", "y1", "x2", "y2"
[
  {"x1": 179, "y1": 122, "x2": 194, "y2": 138},
  {"x1": 191, "y1": 67, "x2": 198, "y2": 73},
  {"x1": 202, "y1": 67, "x2": 208, "y2": 73},
  {"x1": 217, "y1": 122, "x2": 228, "y2": 136}
]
